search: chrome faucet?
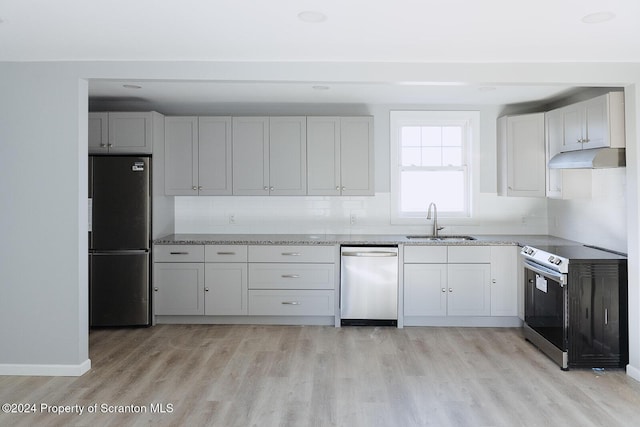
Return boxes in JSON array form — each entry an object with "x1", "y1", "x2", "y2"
[{"x1": 427, "y1": 202, "x2": 444, "y2": 238}]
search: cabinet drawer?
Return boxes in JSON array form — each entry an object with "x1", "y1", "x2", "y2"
[
  {"x1": 248, "y1": 290, "x2": 334, "y2": 316},
  {"x1": 248, "y1": 263, "x2": 335, "y2": 290},
  {"x1": 154, "y1": 245, "x2": 205, "y2": 262},
  {"x1": 447, "y1": 246, "x2": 491, "y2": 263},
  {"x1": 205, "y1": 245, "x2": 248, "y2": 262},
  {"x1": 404, "y1": 246, "x2": 448, "y2": 263},
  {"x1": 248, "y1": 245, "x2": 335, "y2": 263}
]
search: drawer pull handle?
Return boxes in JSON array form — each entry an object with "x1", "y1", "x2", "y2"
[
  {"x1": 281, "y1": 274, "x2": 300, "y2": 278},
  {"x1": 217, "y1": 252, "x2": 236, "y2": 255},
  {"x1": 169, "y1": 252, "x2": 189, "y2": 255},
  {"x1": 281, "y1": 252, "x2": 302, "y2": 256},
  {"x1": 281, "y1": 301, "x2": 300, "y2": 305}
]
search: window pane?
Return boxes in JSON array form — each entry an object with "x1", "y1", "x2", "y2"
[
  {"x1": 442, "y1": 147, "x2": 462, "y2": 166},
  {"x1": 402, "y1": 147, "x2": 422, "y2": 166},
  {"x1": 401, "y1": 127, "x2": 422, "y2": 147},
  {"x1": 442, "y1": 126, "x2": 462, "y2": 146},
  {"x1": 421, "y1": 147, "x2": 442, "y2": 166},
  {"x1": 421, "y1": 127, "x2": 442, "y2": 147},
  {"x1": 400, "y1": 170, "x2": 465, "y2": 213}
]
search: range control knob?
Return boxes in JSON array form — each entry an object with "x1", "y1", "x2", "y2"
[
  {"x1": 554, "y1": 258, "x2": 563, "y2": 265},
  {"x1": 548, "y1": 256, "x2": 555, "y2": 263}
]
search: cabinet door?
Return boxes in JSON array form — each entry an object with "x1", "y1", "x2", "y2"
[
  {"x1": 199, "y1": 117, "x2": 232, "y2": 195},
  {"x1": 232, "y1": 117, "x2": 269, "y2": 195},
  {"x1": 506, "y1": 113, "x2": 545, "y2": 197},
  {"x1": 403, "y1": 264, "x2": 448, "y2": 316},
  {"x1": 108, "y1": 112, "x2": 152, "y2": 153},
  {"x1": 490, "y1": 246, "x2": 518, "y2": 316},
  {"x1": 561, "y1": 105, "x2": 584, "y2": 152},
  {"x1": 583, "y1": 95, "x2": 609, "y2": 149},
  {"x1": 164, "y1": 116, "x2": 198, "y2": 195},
  {"x1": 340, "y1": 117, "x2": 374, "y2": 196},
  {"x1": 447, "y1": 264, "x2": 491, "y2": 316},
  {"x1": 88, "y1": 113, "x2": 109, "y2": 153},
  {"x1": 269, "y1": 117, "x2": 307, "y2": 195},
  {"x1": 545, "y1": 109, "x2": 564, "y2": 197},
  {"x1": 307, "y1": 117, "x2": 341, "y2": 196},
  {"x1": 205, "y1": 263, "x2": 247, "y2": 315},
  {"x1": 153, "y1": 263, "x2": 204, "y2": 315}
]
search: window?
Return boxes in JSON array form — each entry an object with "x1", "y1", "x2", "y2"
[{"x1": 390, "y1": 111, "x2": 479, "y2": 222}]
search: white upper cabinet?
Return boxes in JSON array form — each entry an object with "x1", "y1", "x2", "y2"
[
  {"x1": 307, "y1": 116, "x2": 374, "y2": 196},
  {"x1": 307, "y1": 117, "x2": 341, "y2": 195},
  {"x1": 557, "y1": 92, "x2": 625, "y2": 152},
  {"x1": 340, "y1": 117, "x2": 374, "y2": 196},
  {"x1": 232, "y1": 117, "x2": 270, "y2": 195},
  {"x1": 89, "y1": 112, "x2": 155, "y2": 154},
  {"x1": 269, "y1": 117, "x2": 307, "y2": 196},
  {"x1": 199, "y1": 117, "x2": 233, "y2": 195},
  {"x1": 88, "y1": 113, "x2": 108, "y2": 152},
  {"x1": 165, "y1": 116, "x2": 198, "y2": 195},
  {"x1": 164, "y1": 116, "x2": 232, "y2": 196},
  {"x1": 497, "y1": 113, "x2": 546, "y2": 197},
  {"x1": 232, "y1": 117, "x2": 307, "y2": 195},
  {"x1": 545, "y1": 109, "x2": 592, "y2": 199}
]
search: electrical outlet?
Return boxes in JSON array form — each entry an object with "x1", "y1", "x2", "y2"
[
  {"x1": 229, "y1": 214, "x2": 236, "y2": 224},
  {"x1": 350, "y1": 214, "x2": 357, "y2": 225}
]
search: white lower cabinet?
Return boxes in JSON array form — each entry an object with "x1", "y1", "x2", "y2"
[
  {"x1": 154, "y1": 244, "x2": 336, "y2": 320},
  {"x1": 247, "y1": 245, "x2": 336, "y2": 316},
  {"x1": 248, "y1": 290, "x2": 334, "y2": 316},
  {"x1": 446, "y1": 264, "x2": 491, "y2": 316},
  {"x1": 489, "y1": 246, "x2": 518, "y2": 317},
  {"x1": 403, "y1": 245, "x2": 516, "y2": 321},
  {"x1": 154, "y1": 263, "x2": 205, "y2": 315},
  {"x1": 403, "y1": 263, "x2": 490, "y2": 316},
  {"x1": 154, "y1": 244, "x2": 247, "y2": 316},
  {"x1": 204, "y1": 263, "x2": 247, "y2": 315},
  {"x1": 404, "y1": 264, "x2": 448, "y2": 316}
]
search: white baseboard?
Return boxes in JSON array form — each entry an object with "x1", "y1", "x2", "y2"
[
  {"x1": 0, "y1": 359, "x2": 91, "y2": 377},
  {"x1": 627, "y1": 363, "x2": 640, "y2": 382}
]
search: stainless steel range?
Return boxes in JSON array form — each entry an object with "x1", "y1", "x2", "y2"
[{"x1": 521, "y1": 244, "x2": 628, "y2": 370}]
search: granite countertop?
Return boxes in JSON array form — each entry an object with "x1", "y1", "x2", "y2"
[{"x1": 154, "y1": 233, "x2": 580, "y2": 247}]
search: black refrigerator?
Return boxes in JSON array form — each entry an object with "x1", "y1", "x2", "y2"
[{"x1": 89, "y1": 156, "x2": 151, "y2": 327}]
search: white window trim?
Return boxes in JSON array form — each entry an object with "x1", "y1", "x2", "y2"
[{"x1": 390, "y1": 110, "x2": 481, "y2": 225}]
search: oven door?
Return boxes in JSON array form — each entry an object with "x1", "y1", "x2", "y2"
[{"x1": 523, "y1": 259, "x2": 569, "y2": 369}]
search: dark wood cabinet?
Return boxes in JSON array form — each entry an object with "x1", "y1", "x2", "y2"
[{"x1": 569, "y1": 262, "x2": 628, "y2": 368}]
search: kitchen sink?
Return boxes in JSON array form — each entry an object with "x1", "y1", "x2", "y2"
[{"x1": 405, "y1": 235, "x2": 476, "y2": 241}]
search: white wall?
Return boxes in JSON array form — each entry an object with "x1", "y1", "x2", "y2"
[
  {"x1": 1, "y1": 61, "x2": 639, "y2": 380},
  {"x1": 548, "y1": 169, "x2": 627, "y2": 253},
  {"x1": 0, "y1": 64, "x2": 89, "y2": 374}
]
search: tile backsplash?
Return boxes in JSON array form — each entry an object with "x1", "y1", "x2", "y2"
[{"x1": 174, "y1": 192, "x2": 549, "y2": 236}]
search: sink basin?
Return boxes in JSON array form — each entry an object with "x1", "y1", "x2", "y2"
[{"x1": 405, "y1": 235, "x2": 476, "y2": 241}]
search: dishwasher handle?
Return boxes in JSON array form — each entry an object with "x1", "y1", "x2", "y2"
[{"x1": 341, "y1": 251, "x2": 397, "y2": 257}]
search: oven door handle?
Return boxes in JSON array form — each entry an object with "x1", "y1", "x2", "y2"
[{"x1": 524, "y1": 260, "x2": 567, "y2": 286}]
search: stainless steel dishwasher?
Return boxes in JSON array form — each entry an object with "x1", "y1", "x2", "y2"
[{"x1": 340, "y1": 246, "x2": 399, "y2": 326}]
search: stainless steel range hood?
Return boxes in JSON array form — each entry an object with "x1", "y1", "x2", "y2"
[{"x1": 548, "y1": 148, "x2": 626, "y2": 169}]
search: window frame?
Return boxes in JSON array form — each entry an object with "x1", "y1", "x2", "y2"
[{"x1": 390, "y1": 110, "x2": 480, "y2": 225}]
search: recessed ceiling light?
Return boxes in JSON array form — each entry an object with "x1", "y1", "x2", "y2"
[
  {"x1": 123, "y1": 84, "x2": 142, "y2": 89},
  {"x1": 312, "y1": 85, "x2": 330, "y2": 91},
  {"x1": 298, "y1": 11, "x2": 327, "y2": 23},
  {"x1": 581, "y1": 11, "x2": 615, "y2": 24}
]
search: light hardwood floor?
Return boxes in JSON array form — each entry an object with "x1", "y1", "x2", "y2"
[{"x1": 2, "y1": 325, "x2": 640, "y2": 427}]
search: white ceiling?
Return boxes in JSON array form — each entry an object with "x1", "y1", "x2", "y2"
[{"x1": 2, "y1": 0, "x2": 636, "y2": 106}]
